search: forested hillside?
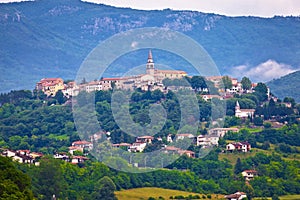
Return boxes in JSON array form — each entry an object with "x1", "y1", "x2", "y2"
[
  {"x1": 267, "y1": 71, "x2": 300, "y2": 102},
  {"x1": 0, "y1": 88, "x2": 300, "y2": 199}
]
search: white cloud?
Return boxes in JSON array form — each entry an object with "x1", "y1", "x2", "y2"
[
  {"x1": 130, "y1": 41, "x2": 138, "y2": 49},
  {"x1": 229, "y1": 60, "x2": 297, "y2": 82}
]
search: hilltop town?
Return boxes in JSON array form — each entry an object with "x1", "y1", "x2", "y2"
[{"x1": 1, "y1": 51, "x2": 299, "y2": 200}]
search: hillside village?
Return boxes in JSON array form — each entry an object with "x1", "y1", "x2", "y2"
[
  {"x1": 30, "y1": 51, "x2": 297, "y2": 159},
  {"x1": 36, "y1": 50, "x2": 266, "y2": 98},
  {"x1": 1, "y1": 51, "x2": 299, "y2": 200}
]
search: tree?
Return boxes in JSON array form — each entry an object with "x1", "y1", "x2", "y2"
[
  {"x1": 241, "y1": 77, "x2": 252, "y2": 91},
  {"x1": 254, "y1": 83, "x2": 268, "y2": 102},
  {"x1": 222, "y1": 76, "x2": 233, "y2": 90},
  {"x1": 283, "y1": 97, "x2": 295, "y2": 108},
  {"x1": 92, "y1": 176, "x2": 118, "y2": 200},
  {"x1": 253, "y1": 117, "x2": 263, "y2": 126},
  {"x1": 234, "y1": 158, "x2": 243, "y2": 174},
  {"x1": 151, "y1": 89, "x2": 164, "y2": 101},
  {"x1": 272, "y1": 194, "x2": 280, "y2": 200},
  {"x1": 54, "y1": 90, "x2": 66, "y2": 105},
  {"x1": 243, "y1": 184, "x2": 254, "y2": 200},
  {"x1": 0, "y1": 157, "x2": 33, "y2": 199},
  {"x1": 190, "y1": 76, "x2": 207, "y2": 91},
  {"x1": 35, "y1": 157, "x2": 66, "y2": 199}
]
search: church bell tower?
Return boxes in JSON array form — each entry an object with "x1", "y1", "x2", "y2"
[{"x1": 146, "y1": 50, "x2": 155, "y2": 75}]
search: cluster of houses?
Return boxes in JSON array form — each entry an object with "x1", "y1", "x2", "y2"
[
  {"x1": 0, "y1": 140, "x2": 95, "y2": 165},
  {"x1": 110, "y1": 127, "x2": 251, "y2": 158},
  {"x1": 36, "y1": 50, "x2": 187, "y2": 97},
  {"x1": 53, "y1": 140, "x2": 94, "y2": 164},
  {"x1": 0, "y1": 149, "x2": 43, "y2": 165},
  {"x1": 35, "y1": 50, "x2": 265, "y2": 104}
]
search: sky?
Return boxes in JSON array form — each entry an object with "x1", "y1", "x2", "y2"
[
  {"x1": 82, "y1": 0, "x2": 300, "y2": 17},
  {"x1": 0, "y1": 0, "x2": 299, "y2": 17}
]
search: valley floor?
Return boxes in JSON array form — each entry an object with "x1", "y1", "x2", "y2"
[{"x1": 115, "y1": 187, "x2": 223, "y2": 200}]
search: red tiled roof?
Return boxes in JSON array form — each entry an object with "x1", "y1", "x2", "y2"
[
  {"x1": 165, "y1": 146, "x2": 180, "y2": 151},
  {"x1": 177, "y1": 133, "x2": 194, "y2": 137},
  {"x1": 72, "y1": 156, "x2": 89, "y2": 160},
  {"x1": 243, "y1": 170, "x2": 257, "y2": 173},
  {"x1": 72, "y1": 140, "x2": 92, "y2": 145},
  {"x1": 101, "y1": 78, "x2": 122, "y2": 81},
  {"x1": 112, "y1": 143, "x2": 131, "y2": 147},
  {"x1": 137, "y1": 136, "x2": 154, "y2": 139},
  {"x1": 156, "y1": 69, "x2": 187, "y2": 74}
]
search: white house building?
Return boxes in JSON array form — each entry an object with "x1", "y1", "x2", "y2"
[{"x1": 235, "y1": 101, "x2": 255, "y2": 118}]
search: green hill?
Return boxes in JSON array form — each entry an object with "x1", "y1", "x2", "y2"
[
  {"x1": 1, "y1": 0, "x2": 300, "y2": 92},
  {"x1": 267, "y1": 70, "x2": 300, "y2": 102}
]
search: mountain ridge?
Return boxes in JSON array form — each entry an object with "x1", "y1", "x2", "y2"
[
  {"x1": 267, "y1": 70, "x2": 300, "y2": 102},
  {"x1": 1, "y1": 0, "x2": 300, "y2": 92}
]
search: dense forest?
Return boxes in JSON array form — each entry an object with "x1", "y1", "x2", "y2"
[{"x1": 0, "y1": 84, "x2": 300, "y2": 199}]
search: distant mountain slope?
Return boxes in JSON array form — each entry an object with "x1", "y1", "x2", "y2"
[
  {"x1": 267, "y1": 71, "x2": 300, "y2": 102},
  {"x1": 1, "y1": 0, "x2": 300, "y2": 92}
]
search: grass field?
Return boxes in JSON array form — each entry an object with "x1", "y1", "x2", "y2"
[
  {"x1": 115, "y1": 187, "x2": 224, "y2": 200},
  {"x1": 219, "y1": 146, "x2": 300, "y2": 165},
  {"x1": 254, "y1": 195, "x2": 300, "y2": 200},
  {"x1": 279, "y1": 195, "x2": 300, "y2": 199}
]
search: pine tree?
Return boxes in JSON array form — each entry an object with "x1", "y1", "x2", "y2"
[{"x1": 234, "y1": 158, "x2": 243, "y2": 174}]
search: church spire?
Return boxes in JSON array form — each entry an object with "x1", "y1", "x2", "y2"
[
  {"x1": 235, "y1": 101, "x2": 240, "y2": 110},
  {"x1": 147, "y1": 49, "x2": 153, "y2": 63},
  {"x1": 146, "y1": 49, "x2": 155, "y2": 75}
]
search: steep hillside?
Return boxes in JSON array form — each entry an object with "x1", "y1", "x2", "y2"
[
  {"x1": 1, "y1": 0, "x2": 300, "y2": 92},
  {"x1": 267, "y1": 70, "x2": 300, "y2": 102}
]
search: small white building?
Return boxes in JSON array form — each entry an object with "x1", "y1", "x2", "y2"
[
  {"x1": 176, "y1": 133, "x2": 194, "y2": 141},
  {"x1": 71, "y1": 156, "x2": 89, "y2": 164},
  {"x1": 224, "y1": 192, "x2": 247, "y2": 200},
  {"x1": 209, "y1": 127, "x2": 239, "y2": 138},
  {"x1": 72, "y1": 140, "x2": 93, "y2": 150},
  {"x1": 167, "y1": 134, "x2": 173, "y2": 143},
  {"x1": 242, "y1": 170, "x2": 258, "y2": 181},
  {"x1": 129, "y1": 142, "x2": 147, "y2": 152},
  {"x1": 136, "y1": 136, "x2": 154, "y2": 144},
  {"x1": 235, "y1": 101, "x2": 255, "y2": 118},
  {"x1": 196, "y1": 135, "x2": 219, "y2": 147},
  {"x1": 226, "y1": 142, "x2": 251, "y2": 153}
]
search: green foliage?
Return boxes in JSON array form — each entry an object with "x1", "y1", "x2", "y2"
[
  {"x1": 253, "y1": 117, "x2": 263, "y2": 126},
  {"x1": 241, "y1": 77, "x2": 252, "y2": 91},
  {"x1": 1, "y1": 88, "x2": 300, "y2": 199},
  {"x1": 0, "y1": 156, "x2": 33, "y2": 199},
  {"x1": 222, "y1": 76, "x2": 233, "y2": 90},
  {"x1": 54, "y1": 90, "x2": 66, "y2": 105},
  {"x1": 234, "y1": 158, "x2": 243, "y2": 174},
  {"x1": 254, "y1": 83, "x2": 268, "y2": 102},
  {"x1": 267, "y1": 71, "x2": 300, "y2": 103},
  {"x1": 190, "y1": 76, "x2": 207, "y2": 91},
  {"x1": 33, "y1": 157, "x2": 67, "y2": 199},
  {"x1": 92, "y1": 176, "x2": 117, "y2": 200}
]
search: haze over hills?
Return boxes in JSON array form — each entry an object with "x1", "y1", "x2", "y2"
[{"x1": 1, "y1": 0, "x2": 300, "y2": 93}]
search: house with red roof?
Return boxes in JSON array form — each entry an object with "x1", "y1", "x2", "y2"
[
  {"x1": 71, "y1": 156, "x2": 89, "y2": 164},
  {"x1": 36, "y1": 78, "x2": 64, "y2": 96},
  {"x1": 224, "y1": 192, "x2": 247, "y2": 200},
  {"x1": 242, "y1": 170, "x2": 258, "y2": 181},
  {"x1": 72, "y1": 140, "x2": 93, "y2": 150},
  {"x1": 226, "y1": 142, "x2": 251, "y2": 153}
]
